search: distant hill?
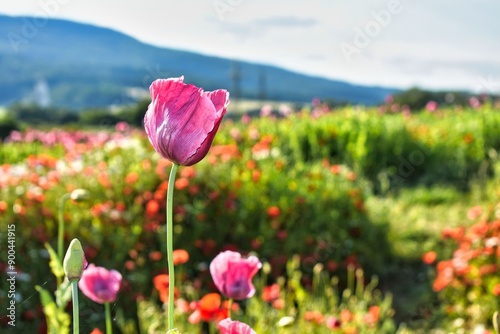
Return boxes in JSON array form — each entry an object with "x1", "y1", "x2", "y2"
[{"x1": 0, "y1": 15, "x2": 398, "y2": 109}]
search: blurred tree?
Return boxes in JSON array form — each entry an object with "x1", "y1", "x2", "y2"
[
  {"x1": 8, "y1": 102, "x2": 77, "y2": 124},
  {"x1": 79, "y1": 109, "x2": 121, "y2": 126},
  {"x1": 391, "y1": 87, "x2": 493, "y2": 110},
  {"x1": 392, "y1": 88, "x2": 436, "y2": 110},
  {"x1": 0, "y1": 113, "x2": 19, "y2": 140},
  {"x1": 118, "y1": 98, "x2": 150, "y2": 127}
]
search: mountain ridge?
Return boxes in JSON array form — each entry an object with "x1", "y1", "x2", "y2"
[{"x1": 0, "y1": 14, "x2": 398, "y2": 109}]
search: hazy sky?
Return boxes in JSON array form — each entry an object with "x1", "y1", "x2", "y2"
[{"x1": 1, "y1": 0, "x2": 499, "y2": 93}]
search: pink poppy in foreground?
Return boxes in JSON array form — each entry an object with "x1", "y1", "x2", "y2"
[
  {"x1": 79, "y1": 264, "x2": 122, "y2": 304},
  {"x1": 218, "y1": 318, "x2": 256, "y2": 334},
  {"x1": 210, "y1": 251, "x2": 262, "y2": 300},
  {"x1": 144, "y1": 76, "x2": 230, "y2": 166}
]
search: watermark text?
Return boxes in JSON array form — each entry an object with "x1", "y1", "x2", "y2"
[{"x1": 6, "y1": 224, "x2": 16, "y2": 327}]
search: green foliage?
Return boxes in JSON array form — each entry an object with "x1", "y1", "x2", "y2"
[
  {"x1": 393, "y1": 87, "x2": 437, "y2": 110},
  {"x1": 78, "y1": 108, "x2": 122, "y2": 126},
  {"x1": 391, "y1": 87, "x2": 492, "y2": 110},
  {"x1": 45, "y1": 243, "x2": 64, "y2": 280},
  {"x1": 0, "y1": 111, "x2": 19, "y2": 140},
  {"x1": 36, "y1": 284, "x2": 71, "y2": 334},
  {"x1": 221, "y1": 108, "x2": 500, "y2": 193},
  {"x1": 133, "y1": 257, "x2": 396, "y2": 334},
  {"x1": 4, "y1": 98, "x2": 150, "y2": 128},
  {"x1": 34, "y1": 238, "x2": 73, "y2": 334},
  {"x1": 117, "y1": 98, "x2": 150, "y2": 127},
  {"x1": 8, "y1": 102, "x2": 78, "y2": 125}
]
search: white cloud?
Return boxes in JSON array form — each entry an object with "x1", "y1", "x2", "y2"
[{"x1": 0, "y1": 0, "x2": 499, "y2": 92}]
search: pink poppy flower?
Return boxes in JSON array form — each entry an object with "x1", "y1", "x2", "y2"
[
  {"x1": 78, "y1": 264, "x2": 122, "y2": 304},
  {"x1": 425, "y1": 101, "x2": 438, "y2": 112},
  {"x1": 210, "y1": 251, "x2": 262, "y2": 300},
  {"x1": 218, "y1": 318, "x2": 256, "y2": 334},
  {"x1": 144, "y1": 76, "x2": 229, "y2": 166}
]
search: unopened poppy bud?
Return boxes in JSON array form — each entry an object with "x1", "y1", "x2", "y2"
[
  {"x1": 493, "y1": 311, "x2": 499, "y2": 334},
  {"x1": 70, "y1": 189, "x2": 90, "y2": 203},
  {"x1": 277, "y1": 316, "x2": 295, "y2": 327},
  {"x1": 313, "y1": 263, "x2": 324, "y2": 275},
  {"x1": 262, "y1": 262, "x2": 271, "y2": 275},
  {"x1": 63, "y1": 239, "x2": 86, "y2": 281}
]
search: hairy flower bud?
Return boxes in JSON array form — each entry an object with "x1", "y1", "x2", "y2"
[
  {"x1": 70, "y1": 189, "x2": 91, "y2": 203},
  {"x1": 63, "y1": 239, "x2": 86, "y2": 281}
]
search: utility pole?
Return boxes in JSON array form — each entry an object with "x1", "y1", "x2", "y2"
[{"x1": 258, "y1": 68, "x2": 266, "y2": 102}]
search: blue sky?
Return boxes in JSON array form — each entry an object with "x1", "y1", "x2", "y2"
[{"x1": 1, "y1": 0, "x2": 499, "y2": 93}]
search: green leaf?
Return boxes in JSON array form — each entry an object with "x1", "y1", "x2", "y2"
[
  {"x1": 55, "y1": 279, "x2": 72, "y2": 309},
  {"x1": 36, "y1": 285, "x2": 70, "y2": 334},
  {"x1": 45, "y1": 243, "x2": 65, "y2": 279},
  {"x1": 36, "y1": 285, "x2": 55, "y2": 309}
]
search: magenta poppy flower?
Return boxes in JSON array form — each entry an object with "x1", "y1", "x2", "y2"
[
  {"x1": 144, "y1": 76, "x2": 230, "y2": 166},
  {"x1": 218, "y1": 318, "x2": 256, "y2": 334},
  {"x1": 78, "y1": 264, "x2": 122, "y2": 304},
  {"x1": 210, "y1": 251, "x2": 262, "y2": 300}
]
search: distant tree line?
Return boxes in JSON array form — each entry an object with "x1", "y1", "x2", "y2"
[
  {"x1": 0, "y1": 99, "x2": 150, "y2": 140},
  {"x1": 391, "y1": 87, "x2": 497, "y2": 110},
  {"x1": 1, "y1": 87, "x2": 497, "y2": 140}
]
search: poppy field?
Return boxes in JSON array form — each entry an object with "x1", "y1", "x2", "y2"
[{"x1": 1, "y1": 101, "x2": 500, "y2": 333}]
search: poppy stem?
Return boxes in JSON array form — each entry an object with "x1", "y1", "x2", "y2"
[
  {"x1": 105, "y1": 302, "x2": 113, "y2": 334},
  {"x1": 228, "y1": 298, "x2": 233, "y2": 319},
  {"x1": 166, "y1": 163, "x2": 179, "y2": 330},
  {"x1": 71, "y1": 279, "x2": 79, "y2": 334},
  {"x1": 57, "y1": 193, "x2": 71, "y2": 286}
]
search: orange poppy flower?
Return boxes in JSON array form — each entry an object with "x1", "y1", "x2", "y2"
[
  {"x1": 175, "y1": 178, "x2": 189, "y2": 190},
  {"x1": 125, "y1": 171, "x2": 139, "y2": 184},
  {"x1": 188, "y1": 293, "x2": 239, "y2": 324},
  {"x1": 173, "y1": 249, "x2": 190, "y2": 265},
  {"x1": 262, "y1": 284, "x2": 280, "y2": 303},
  {"x1": 153, "y1": 274, "x2": 179, "y2": 303},
  {"x1": 422, "y1": 251, "x2": 437, "y2": 265},
  {"x1": 267, "y1": 206, "x2": 280, "y2": 218},
  {"x1": 146, "y1": 200, "x2": 160, "y2": 216}
]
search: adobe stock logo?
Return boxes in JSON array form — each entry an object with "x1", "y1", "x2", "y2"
[
  {"x1": 213, "y1": 0, "x2": 244, "y2": 21},
  {"x1": 7, "y1": 0, "x2": 72, "y2": 53},
  {"x1": 387, "y1": 144, "x2": 430, "y2": 188},
  {"x1": 475, "y1": 75, "x2": 499, "y2": 94},
  {"x1": 340, "y1": 0, "x2": 406, "y2": 63}
]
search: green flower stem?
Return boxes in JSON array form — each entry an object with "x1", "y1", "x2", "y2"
[
  {"x1": 105, "y1": 302, "x2": 112, "y2": 334},
  {"x1": 57, "y1": 193, "x2": 71, "y2": 286},
  {"x1": 355, "y1": 268, "x2": 364, "y2": 299},
  {"x1": 166, "y1": 163, "x2": 179, "y2": 330},
  {"x1": 71, "y1": 279, "x2": 79, "y2": 334},
  {"x1": 347, "y1": 264, "x2": 355, "y2": 293},
  {"x1": 227, "y1": 298, "x2": 233, "y2": 319}
]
